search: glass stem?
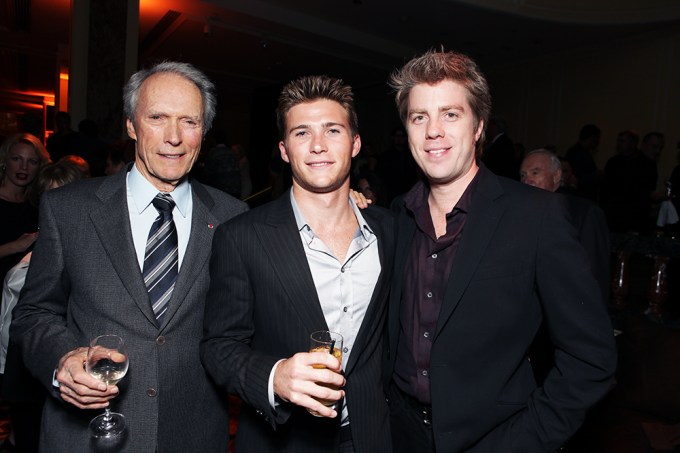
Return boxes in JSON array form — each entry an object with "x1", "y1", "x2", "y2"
[{"x1": 103, "y1": 407, "x2": 112, "y2": 423}]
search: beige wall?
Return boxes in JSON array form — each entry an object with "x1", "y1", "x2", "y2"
[{"x1": 486, "y1": 28, "x2": 680, "y2": 188}]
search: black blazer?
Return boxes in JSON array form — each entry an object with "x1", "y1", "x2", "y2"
[
  {"x1": 201, "y1": 191, "x2": 394, "y2": 453},
  {"x1": 385, "y1": 166, "x2": 617, "y2": 452}
]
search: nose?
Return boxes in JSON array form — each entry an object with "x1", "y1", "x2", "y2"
[
  {"x1": 165, "y1": 120, "x2": 182, "y2": 146},
  {"x1": 426, "y1": 117, "x2": 444, "y2": 139},
  {"x1": 310, "y1": 133, "x2": 326, "y2": 154}
]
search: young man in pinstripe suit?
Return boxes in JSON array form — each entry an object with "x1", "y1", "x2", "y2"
[{"x1": 202, "y1": 75, "x2": 394, "y2": 453}]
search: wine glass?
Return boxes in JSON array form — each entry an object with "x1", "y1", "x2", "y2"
[{"x1": 85, "y1": 334, "x2": 129, "y2": 438}]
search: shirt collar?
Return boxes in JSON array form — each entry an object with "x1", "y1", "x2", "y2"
[
  {"x1": 404, "y1": 171, "x2": 479, "y2": 218},
  {"x1": 289, "y1": 190, "x2": 375, "y2": 243},
  {"x1": 127, "y1": 163, "x2": 191, "y2": 218}
]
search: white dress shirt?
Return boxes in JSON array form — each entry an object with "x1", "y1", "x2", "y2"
[
  {"x1": 268, "y1": 191, "x2": 381, "y2": 426},
  {"x1": 0, "y1": 252, "x2": 31, "y2": 373}
]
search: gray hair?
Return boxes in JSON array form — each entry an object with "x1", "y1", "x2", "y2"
[
  {"x1": 123, "y1": 61, "x2": 217, "y2": 135},
  {"x1": 525, "y1": 148, "x2": 562, "y2": 174}
]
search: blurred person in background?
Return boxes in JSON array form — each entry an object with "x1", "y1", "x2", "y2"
[
  {"x1": 0, "y1": 134, "x2": 50, "y2": 283},
  {"x1": 0, "y1": 161, "x2": 83, "y2": 453}
]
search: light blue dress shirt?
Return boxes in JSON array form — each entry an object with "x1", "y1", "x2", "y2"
[{"x1": 126, "y1": 163, "x2": 193, "y2": 271}]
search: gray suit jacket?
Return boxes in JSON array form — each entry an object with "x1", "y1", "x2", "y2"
[
  {"x1": 201, "y1": 192, "x2": 394, "y2": 453},
  {"x1": 11, "y1": 167, "x2": 247, "y2": 452}
]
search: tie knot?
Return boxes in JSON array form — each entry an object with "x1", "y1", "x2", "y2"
[{"x1": 153, "y1": 193, "x2": 175, "y2": 213}]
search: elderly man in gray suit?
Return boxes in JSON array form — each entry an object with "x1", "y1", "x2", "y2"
[{"x1": 11, "y1": 61, "x2": 247, "y2": 452}]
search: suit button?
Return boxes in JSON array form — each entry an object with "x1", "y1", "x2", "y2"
[
  {"x1": 156, "y1": 336, "x2": 166, "y2": 345},
  {"x1": 147, "y1": 388, "x2": 157, "y2": 397}
]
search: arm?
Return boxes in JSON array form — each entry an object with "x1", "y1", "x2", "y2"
[
  {"x1": 200, "y1": 223, "x2": 344, "y2": 424},
  {"x1": 0, "y1": 232, "x2": 38, "y2": 259},
  {"x1": 494, "y1": 195, "x2": 617, "y2": 451},
  {"x1": 9, "y1": 195, "x2": 117, "y2": 408}
]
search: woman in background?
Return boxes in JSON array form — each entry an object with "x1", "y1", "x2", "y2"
[
  {"x1": 0, "y1": 160, "x2": 82, "y2": 453},
  {"x1": 0, "y1": 134, "x2": 50, "y2": 282}
]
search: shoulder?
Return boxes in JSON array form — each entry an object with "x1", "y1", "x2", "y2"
[
  {"x1": 362, "y1": 204, "x2": 395, "y2": 228},
  {"x1": 191, "y1": 181, "x2": 248, "y2": 219},
  {"x1": 216, "y1": 194, "x2": 288, "y2": 231},
  {"x1": 488, "y1": 171, "x2": 554, "y2": 204},
  {"x1": 41, "y1": 176, "x2": 110, "y2": 206}
]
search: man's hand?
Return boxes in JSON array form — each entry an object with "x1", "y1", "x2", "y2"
[
  {"x1": 273, "y1": 351, "x2": 345, "y2": 418},
  {"x1": 350, "y1": 190, "x2": 372, "y2": 209},
  {"x1": 56, "y1": 347, "x2": 119, "y2": 409}
]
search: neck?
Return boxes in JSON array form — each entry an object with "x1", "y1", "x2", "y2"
[
  {"x1": 428, "y1": 163, "x2": 478, "y2": 215},
  {"x1": 0, "y1": 179, "x2": 27, "y2": 203},
  {"x1": 292, "y1": 184, "x2": 353, "y2": 231}
]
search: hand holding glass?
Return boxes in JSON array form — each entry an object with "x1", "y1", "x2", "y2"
[
  {"x1": 308, "y1": 331, "x2": 343, "y2": 417},
  {"x1": 85, "y1": 334, "x2": 129, "y2": 438}
]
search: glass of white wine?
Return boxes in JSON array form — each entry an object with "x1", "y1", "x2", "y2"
[{"x1": 85, "y1": 334, "x2": 129, "y2": 438}]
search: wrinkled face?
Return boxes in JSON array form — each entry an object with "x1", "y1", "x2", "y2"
[
  {"x1": 405, "y1": 80, "x2": 483, "y2": 188},
  {"x1": 519, "y1": 153, "x2": 561, "y2": 192},
  {"x1": 279, "y1": 99, "x2": 360, "y2": 194},
  {"x1": 126, "y1": 72, "x2": 204, "y2": 192},
  {"x1": 3, "y1": 143, "x2": 41, "y2": 189}
]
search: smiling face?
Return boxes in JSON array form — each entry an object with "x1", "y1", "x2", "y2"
[
  {"x1": 3, "y1": 142, "x2": 41, "y2": 189},
  {"x1": 279, "y1": 99, "x2": 360, "y2": 195},
  {"x1": 126, "y1": 72, "x2": 204, "y2": 192},
  {"x1": 405, "y1": 80, "x2": 483, "y2": 189}
]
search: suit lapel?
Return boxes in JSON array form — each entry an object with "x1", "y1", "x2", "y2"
[
  {"x1": 256, "y1": 193, "x2": 328, "y2": 334},
  {"x1": 434, "y1": 167, "x2": 505, "y2": 339},
  {"x1": 158, "y1": 181, "x2": 219, "y2": 330},
  {"x1": 89, "y1": 170, "x2": 157, "y2": 325},
  {"x1": 345, "y1": 207, "x2": 392, "y2": 375},
  {"x1": 388, "y1": 203, "x2": 416, "y2": 361}
]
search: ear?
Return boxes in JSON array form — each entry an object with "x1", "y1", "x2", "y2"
[
  {"x1": 126, "y1": 118, "x2": 137, "y2": 141},
  {"x1": 351, "y1": 134, "x2": 361, "y2": 158},
  {"x1": 278, "y1": 141, "x2": 290, "y2": 163},
  {"x1": 553, "y1": 168, "x2": 563, "y2": 190},
  {"x1": 474, "y1": 119, "x2": 485, "y2": 143}
]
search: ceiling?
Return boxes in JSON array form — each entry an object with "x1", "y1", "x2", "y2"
[{"x1": 2, "y1": 0, "x2": 680, "y2": 107}]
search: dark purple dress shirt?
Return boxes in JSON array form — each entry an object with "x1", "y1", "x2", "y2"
[{"x1": 393, "y1": 174, "x2": 478, "y2": 404}]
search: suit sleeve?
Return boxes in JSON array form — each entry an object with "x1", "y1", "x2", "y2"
[
  {"x1": 200, "y1": 222, "x2": 287, "y2": 427},
  {"x1": 480, "y1": 195, "x2": 617, "y2": 452},
  {"x1": 10, "y1": 194, "x2": 81, "y2": 393}
]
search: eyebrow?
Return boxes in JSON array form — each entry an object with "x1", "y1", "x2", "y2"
[
  {"x1": 288, "y1": 122, "x2": 346, "y2": 133},
  {"x1": 407, "y1": 105, "x2": 465, "y2": 116},
  {"x1": 146, "y1": 110, "x2": 201, "y2": 121}
]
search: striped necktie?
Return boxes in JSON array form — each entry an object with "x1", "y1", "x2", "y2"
[{"x1": 143, "y1": 193, "x2": 178, "y2": 324}]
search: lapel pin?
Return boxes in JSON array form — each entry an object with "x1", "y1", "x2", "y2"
[{"x1": 208, "y1": 223, "x2": 214, "y2": 229}]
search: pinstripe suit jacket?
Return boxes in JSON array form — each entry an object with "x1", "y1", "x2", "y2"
[
  {"x1": 201, "y1": 191, "x2": 394, "y2": 453},
  {"x1": 11, "y1": 167, "x2": 247, "y2": 453}
]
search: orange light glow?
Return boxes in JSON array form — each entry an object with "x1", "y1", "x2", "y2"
[
  {"x1": 60, "y1": 73, "x2": 69, "y2": 80},
  {"x1": 12, "y1": 90, "x2": 55, "y2": 104}
]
